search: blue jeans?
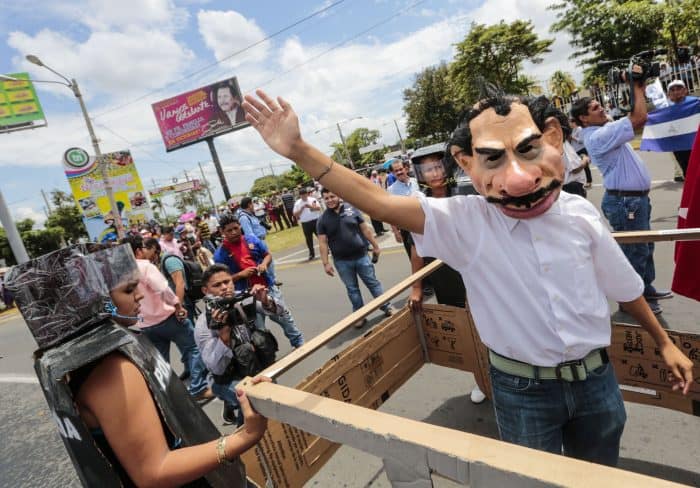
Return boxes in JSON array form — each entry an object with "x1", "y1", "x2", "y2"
[
  {"x1": 255, "y1": 285, "x2": 304, "y2": 348},
  {"x1": 490, "y1": 362, "x2": 626, "y2": 466},
  {"x1": 334, "y1": 255, "x2": 390, "y2": 312},
  {"x1": 211, "y1": 380, "x2": 244, "y2": 426},
  {"x1": 601, "y1": 193, "x2": 658, "y2": 297},
  {"x1": 141, "y1": 315, "x2": 209, "y2": 396}
]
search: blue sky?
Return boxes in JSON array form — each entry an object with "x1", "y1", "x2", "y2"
[{"x1": 0, "y1": 0, "x2": 578, "y2": 226}]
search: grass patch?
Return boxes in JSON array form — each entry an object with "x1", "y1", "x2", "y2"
[{"x1": 265, "y1": 226, "x2": 306, "y2": 253}]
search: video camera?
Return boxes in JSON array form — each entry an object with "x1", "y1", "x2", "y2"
[
  {"x1": 204, "y1": 291, "x2": 257, "y2": 329},
  {"x1": 599, "y1": 47, "x2": 692, "y2": 86}
]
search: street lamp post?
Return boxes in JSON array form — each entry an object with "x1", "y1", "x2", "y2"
[{"x1": 25, "y1": 55, "x2": 124, "y2": 239}]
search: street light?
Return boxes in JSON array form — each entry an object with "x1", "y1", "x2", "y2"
[
  {"x1": 315, "y1": 116, "x2": 363, "y2": 169},
  {"x1": 24, "y1": 54, "x2": 124, "y2": 239}
]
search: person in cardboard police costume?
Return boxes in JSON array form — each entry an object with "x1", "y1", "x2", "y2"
[
  {"x1": 5, "y1": 243, "x2": 268, "y2": 487},
  {"x1": 242, "y1": 89, "x2": 693, "y2": 469}
]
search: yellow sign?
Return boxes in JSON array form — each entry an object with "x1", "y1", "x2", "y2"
[{"x1": 64, "y1": 149, "x2": 153, "y2": 242}]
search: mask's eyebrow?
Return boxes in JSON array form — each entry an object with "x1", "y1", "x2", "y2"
[
  {"x1": 515, "y1": 133, "x2": 542, "y2": 152},
  {"x1": 474, "y1": 147, "x2": 505, "y2": 158}
]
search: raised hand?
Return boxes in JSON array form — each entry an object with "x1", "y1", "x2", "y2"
[{"x1": 243, "y1": 90, "x2": 302, "y2": 159}]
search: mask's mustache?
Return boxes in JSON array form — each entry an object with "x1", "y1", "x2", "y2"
[{"x1": 486, "y1": 180, "x2": 562, "y2": 208}]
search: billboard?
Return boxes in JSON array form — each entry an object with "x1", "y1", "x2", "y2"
[
  {"x1": 151, "y1": 76, "x2": 249, "y2": 152},
  {"x1": 63, "y1": 148, "x2": 153, "y2": 242},
  {"x1": 149, "y1": 179, "x2": 202, "y2": 199},
  {"x1": 0, "y1": 72, "x2": 47, "y2": 134}
]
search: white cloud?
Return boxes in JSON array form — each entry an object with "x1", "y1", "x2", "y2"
[
  {"x1": 7, "y1": 28, "x2": 195, "y2": 100},
  {"x1": 12, "y1": 206, "x2": 46, "y2": 227},
  {"x1": 197, "y1": 10, "x2": 271, "y2": 68}
]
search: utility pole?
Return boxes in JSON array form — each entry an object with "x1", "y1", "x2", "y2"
[
  {"x1": 337, "y1": 123, "x2": 355, "y2": 169},
  {"x1": 198, "y1": 162, "x2": 217, "y2": 214},
  {"x1": 41, "y1": 189, "x2": 52, "y2": 214},
  {"x1": 269, "y1": 163, "x2": 276, "y2": 177},
  {"x1": 394, "y1": 119, "x2": 406, "y2": 154}
]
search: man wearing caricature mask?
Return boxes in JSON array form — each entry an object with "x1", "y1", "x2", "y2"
[{"x1": 242, "y1": 88, "x2": 693, "y2": 466}]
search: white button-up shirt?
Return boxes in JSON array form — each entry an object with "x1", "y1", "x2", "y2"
[{"x1": 412, "y1": 191, "x2": 643, "y2": 366}]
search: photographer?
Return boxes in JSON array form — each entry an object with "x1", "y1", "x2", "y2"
[
  {"x1": 571, "y1": 64, "x2": 672, "y2": 315},
  {"x1": 195, "y1": 264, "x2": 280, "y2": 425}
]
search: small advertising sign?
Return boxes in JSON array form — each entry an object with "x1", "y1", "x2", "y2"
[
  {"x1": 148, "y1": 179, "x2": 202, "y2": 199},
  {"x1": 0, "y1": 72, "x2": 47, "y2": 133},
  {"x1": 151, "y1": 76, "x2": 249, "y2": 152},
  {"x1": 63, "y1": 148, "x2": 153, "y2": 242}
]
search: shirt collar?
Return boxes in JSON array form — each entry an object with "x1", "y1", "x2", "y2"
[{"x1": 496, "y1": 195, "x2": 563, "y2": 232}]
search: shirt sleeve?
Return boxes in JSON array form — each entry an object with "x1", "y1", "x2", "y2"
[
  {"x1": 316, "y1": 215, "x2": 327, "y2": 235},
  {"x1": 578, "y1": 200, "x2": 644, "y2": 301},
  {"x1": 586, "y1": 117, "x2": 635, "y2": 158},
  {"x1": 194, "y1": 313, "x2": 233, "y2": 375},
  {"x1": 142, "y1": 262, "x2": 179, "y2": 306},
  {"x1": 411, "y1": 193, "x2": 480, "y2": 271}
]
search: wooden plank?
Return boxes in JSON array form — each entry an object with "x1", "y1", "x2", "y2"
[
  {"x1": 612, "y1": 228, "x2": 700, "y2": 244},
  {"x1": 240, "y1": 381, "x2": 690, "y2": 488},
  {"x1": 261, "y1": 259, "x2": 442, "y2": 379}
]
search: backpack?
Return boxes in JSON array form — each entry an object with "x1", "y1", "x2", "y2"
[{"x1": 163, "y1": 255, "x2": 205, "y2": 301}]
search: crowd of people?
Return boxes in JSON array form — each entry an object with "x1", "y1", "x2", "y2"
[{"x1": 6, "y1": 63, "x2": 698, "y2": 485}]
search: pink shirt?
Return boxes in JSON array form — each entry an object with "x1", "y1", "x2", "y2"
[
  {"x1": 136, "y1": 259, "x2": 180, "y2": 327},
  {"x1": 159, "y1": 237, "x2": 183, "y2": 258}
]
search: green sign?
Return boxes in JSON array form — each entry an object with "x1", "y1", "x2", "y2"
[{"x1": 0, "y1": 72, "x2": 47, "y2": 133}]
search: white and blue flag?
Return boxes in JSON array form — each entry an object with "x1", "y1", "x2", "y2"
[{"x1": 640, "y1": 97, "x2": 700, "y2": 152}]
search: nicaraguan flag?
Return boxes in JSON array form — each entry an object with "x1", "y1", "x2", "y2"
[{"x1": 640, "y1": 97, "x2": 700, "y2": 152}]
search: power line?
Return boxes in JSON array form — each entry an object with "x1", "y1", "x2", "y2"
[
  {"x1": 93, "y1": 0, "x2": 347, "y2": 119},
  {"x1": 258, "y1": 0, "x2": 427, "y2": 89}
]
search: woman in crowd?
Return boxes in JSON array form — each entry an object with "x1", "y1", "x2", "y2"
[{"x1": 7, "y1": 244, "x2": 269, "y2": 487}]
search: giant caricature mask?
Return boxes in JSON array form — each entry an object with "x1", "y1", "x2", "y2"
[{"x1": 450, "y1": 100, "x2": 565, "y2": 219}]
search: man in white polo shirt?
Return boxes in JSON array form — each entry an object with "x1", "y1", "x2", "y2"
[
  {"x1": 243, "y1": 89, "x2": 693, "y2": 467},
  {"x1": 293, "y1": 187, "x2": 322, "y2": 260}
]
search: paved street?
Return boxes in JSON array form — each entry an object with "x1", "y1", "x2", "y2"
[{"x1": 1, "y1": 151, "x2": 699, "y2": 487}]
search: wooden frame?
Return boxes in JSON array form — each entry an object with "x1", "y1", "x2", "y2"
[{"x1": 239, "y1": 229, "x2": 699, "y2": 488}]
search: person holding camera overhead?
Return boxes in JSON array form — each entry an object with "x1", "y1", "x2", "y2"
[
  {"x1": 213, "y1": 213, "x2": 304, "y2": 349},
  {"x1": 571, "y1": 63, "x2": 673, "y2": 316}
]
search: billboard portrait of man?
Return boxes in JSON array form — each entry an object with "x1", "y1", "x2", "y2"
[{"x1": 210, "y1": 80, "x2": 246, "y2": 129}]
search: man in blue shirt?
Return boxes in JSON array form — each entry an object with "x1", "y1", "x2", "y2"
[
  {"x1": 317, "y1": 188, "x2": 396, "y2": 328},
  {"x1": 387, "y1": 159, "x2": 420, "y2": 256},
  {"x1": 214, "y1": 213, "x2": 303, "y2": 348},
  {"x1": 571, "y1": 79, "x2": 672, "y2": 314},
  {"x1": 237, "y1": 196, "x2": 280, "y2": 285}
]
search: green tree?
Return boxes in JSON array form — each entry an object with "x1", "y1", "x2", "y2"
[
  {"x1": 328, "y1": 127, "x2": 381, "y2": 168},
  {"x1": 22, "y1": 227, "x2": 64, "y2": 258},
  {"x1": 549, "y1": 0, "x2": 665, "y2": 76},
  {"x1": 47, "y1": 189, "x2": 88, "y2": 243},
  {"x1": 250, "y1": 175, "x2": 284, "y2": 196},
  {"x1": 549, "y1": 70, "x2": 578, "y2": 98},
  {"x1": 450, "y1": 20, "x2": 553, "y2": 103},
  {"x1": 403, "y1": 62, "x2": 462, "y2": 142},
  {"x1": 173, "y1": 183, "x2": 210, "y2": 212}
]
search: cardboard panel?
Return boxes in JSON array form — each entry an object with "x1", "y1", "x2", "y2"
[
  {"x1": 420, "y1": 303, "x2": 492, "y2": 397},
  {"x1": 610, "y1": 323, "x2": 700, "y2": 412},
  {"x1": 241, "y1": 307, "x2": 424, "y2": 488}
]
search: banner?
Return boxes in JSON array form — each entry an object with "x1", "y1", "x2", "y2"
[
  {"x1": 672, "y1": 130, "x2": 700, "y2": 301},
  {"x1": 63, "y1": 148, "x2": 153, "y2": 242},
  {"x1": 149, "y1": 179, "x2": 202, "y2": 199},
  {"x1": 0, "y1": 72, "x2": 47, "y2": 133},
  {"x1": 151, "y1": 76, "x2": 248, "y2": 152}
]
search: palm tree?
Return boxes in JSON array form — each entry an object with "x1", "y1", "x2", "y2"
[
  {"x1": 549, "y1": 70, "x2": 577, "y2": 99},
  {"x1": 151, "y1": 197, "x2": 168, "y2": 218}
]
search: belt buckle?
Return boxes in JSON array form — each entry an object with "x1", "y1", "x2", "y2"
[{"x1": 555, "y1": 359, "x2": 586, "y2": 382}]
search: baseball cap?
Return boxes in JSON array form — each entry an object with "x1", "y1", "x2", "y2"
[{"x1": 668, "y1": 79, "x2": 686, "y2": 91}]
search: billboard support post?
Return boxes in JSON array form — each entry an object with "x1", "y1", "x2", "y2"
[
  {"x1": 198, "y1": 161, "x2": 218, "y2": 212},
  {"x1": 206, "y1": 138, "x2": 231, "y2": 201},
  {"x1": 71, "y1": 78, "x2": 124, "y2": 239}
]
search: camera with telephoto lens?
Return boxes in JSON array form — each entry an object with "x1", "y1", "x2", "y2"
[
  {"x1": 601, "y1": 47, "x2": 692, "y2": 86},
  {"x1": 204, "y1": 291, "x2": 256, "y2": 329}
]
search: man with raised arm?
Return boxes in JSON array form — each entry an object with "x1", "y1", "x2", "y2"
[{"x1": 242, "y1": 89, "x2": 693, "y2": 466}]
